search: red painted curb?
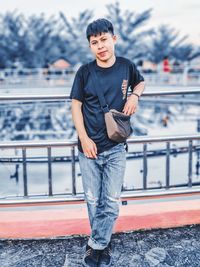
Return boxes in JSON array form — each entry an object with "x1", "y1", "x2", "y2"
[{"x1": 0, "y1": 196, "x2": 199, "y2": 239}]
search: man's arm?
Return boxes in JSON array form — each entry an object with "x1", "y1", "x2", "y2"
[
  {"x1": 123, "y1": 81, "x2": 145, "y2": 116},
  {"x1": 71, "y1": 99, "x2": 97, "y2": 158}
]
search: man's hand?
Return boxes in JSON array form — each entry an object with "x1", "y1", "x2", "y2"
[
  {"x1": 81, "y1": 136, "x2": 97, "y2": 159},
  {"x1": 122, "y1": 94, "x2": 139, "y2": 116},
  {"x1": 71, "y1": 99, "x2": 97, "y2": 159}
]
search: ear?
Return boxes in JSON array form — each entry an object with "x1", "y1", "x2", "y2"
[{"x1": 113, "y1": 35, "x2": 118, "y2": 44}]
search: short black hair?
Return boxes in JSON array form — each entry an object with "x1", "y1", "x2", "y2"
[{"x1": 86, "y1": 18, "x2": 114, "y2": 41}]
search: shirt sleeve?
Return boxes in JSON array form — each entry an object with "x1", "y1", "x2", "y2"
[
  {"x1": 70, "y1": 66, "x2": 84, "y2": 102},
  {"x1": 129, "y1": 62, "x2": 144, "y2": 91}
]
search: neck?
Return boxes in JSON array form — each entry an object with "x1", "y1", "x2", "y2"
[{"x1": 96, "y1": 55, "x2": 116, "y2": 68}]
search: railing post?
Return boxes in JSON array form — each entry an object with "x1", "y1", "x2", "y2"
[
  {"x1": 47, "y1": 147, "x2": 53, "y2": 196},
  {"x1": 182, "y1": 62, "x2": 189, "y2": 86},
  {"x1": 71, "y1": 146, "x2": 76, "y2": 196},
  {"x1": 22, "y1": 148, "x2": 28, "y2": 197},
  {"x1": 143, "y1": 143, "x2": 148, "y2": 190},
  {"x1": 166, "y1": 142, "x2": 170, "y2": 189},
  {"x1": 188, "y1": 140, "x2": 193, "y2": 187}
]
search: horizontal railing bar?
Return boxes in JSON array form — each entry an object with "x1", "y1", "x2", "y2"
[
  {"x1": 133, "y1": 88, "x2": 200, "y2": 96},
  {"x1": 124, "y1": 182, "x2": 200, "y2": 191},
  {"x1": 141, "y1": 98, "x2": 200, "y2": 105},
  {"x1": 121, "y1": 186, "x2": 200, "y2": 198},
  {"x1": 0, "y1": 88, "x2": 200, "y2": 101},
  {"x1": 0, "y1": 98, "x2": 200, "y2": 106},
  {"x1": 0, "y1": 94, "x2": 68, "y2": 101},
  {"x1": 6, "y1": 130, "x2": 69, "y2": 135},
  {"x1": 128, "y1": 135, "x2": 200, "y2": 144},
  {"x1": 0, "y1": 140, "x2": 77, "y2": 149},
  {"x1": 0, "y1": 146, "x2": 199, "y2": 165},
  {"x1": 127, "y1": 134, "x2": 200, "y2": 144},
  {"x1": 0, "y1": 186, "x2": 200, "y2": 205},
  {"x1": 0, "y1": 134, "x2": 199, "y2": 149}
]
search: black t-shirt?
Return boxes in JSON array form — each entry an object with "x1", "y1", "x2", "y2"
[{"x1": 70, "y1": 56, "x2": 144, "y2": 153}]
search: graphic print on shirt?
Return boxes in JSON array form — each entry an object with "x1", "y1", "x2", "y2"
[{"x1": 121, "y1": 79, "x2": 128, "y2": 99}]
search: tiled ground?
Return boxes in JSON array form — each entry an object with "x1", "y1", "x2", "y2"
[{"x1": 0, "y1": 225, "x2": 200, "y2": 267}]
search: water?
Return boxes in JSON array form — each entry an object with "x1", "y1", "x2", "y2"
[
  {"x1": 0, "y1": 141, "x2": 200, "y2": 198},
  {"x1": 0, "y1": 85, "x2": 199, "y2": 198}
]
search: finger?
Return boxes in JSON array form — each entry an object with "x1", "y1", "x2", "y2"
[
  {"x1": 90, "y1": 142, "x2": 97, "y2": 157},
  {"x1": 130, "y1": 106, "x2": 136, "y2": 115},
  {"x1": 93, "y1": 144, "x2": 97, "y2": 155},
  {"x1": 91, "y1": 151, "x2": 97, "y2": 159},
  {"x1": 85, "y1": 152, "x2": 89, "y2": 158},
  {"x1": 84, "y1": 149, "x2": 91, "y2": 158},
  {"x1": 87, "y1": 149, "x2": 93, "y2": 158},
  {"x1": 88, "y1": 147, "x2": 97, "y2": 158},
  {"x1": 123, "y1": 106, "x2": 129, "y2": 115},
  {"x1": 130, "y1": 107, "x2": 135, "y2": 115},
  {"x1": 92, "y1": 145, "x2": 98, "y2": 158},
  {"x1": 126, "y1": 106, "x2": 132, "y2": 115}
]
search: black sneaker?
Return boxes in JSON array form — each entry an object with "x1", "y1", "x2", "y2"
[
  {"x1": 82, "y1": 244, "x2": 101, "y2": 267},
  {"x1": 98, "y1": 243, "x2": 112, "y2": 267}
]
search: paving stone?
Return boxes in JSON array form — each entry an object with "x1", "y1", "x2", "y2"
[
  {"x1": 0, "y1": 225, "x2": 200, "y2": 267},
  {"x1": 145, "y1": 247, "x2": 166, "y2": 266}
]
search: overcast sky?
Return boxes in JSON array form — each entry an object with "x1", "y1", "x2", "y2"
[{"x1": 0, "y1": 0, "x2": 199, "y2": 45}]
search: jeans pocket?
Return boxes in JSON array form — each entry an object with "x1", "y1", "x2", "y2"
[{"x1": 78, "y1": 150, "x2": 85, "y2": 158}]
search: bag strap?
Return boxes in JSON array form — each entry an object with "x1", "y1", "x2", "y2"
[
  {"x1": 87, "y1": 62, "x2": 109, "y2": 113},
  {"x1": 87, "y1": 60, "x2": 129, "y2": 113}
]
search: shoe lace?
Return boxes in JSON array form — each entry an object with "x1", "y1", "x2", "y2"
[
  {"x1": 85, "y1": 246, "x2": 100, "y2": 262},
  {"x1": 102, "y1": 245, "x2": 112, "y2": 257},
  {"x1": 85, "y1": 247, "x2": 92, "y2": 256}
]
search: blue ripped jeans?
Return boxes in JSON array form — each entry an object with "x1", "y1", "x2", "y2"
[{"x1": 78, "y1": 143, "x2": 126, "y2": 250}]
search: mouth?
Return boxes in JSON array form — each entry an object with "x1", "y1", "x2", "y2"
[{"x1": 98, "y1": 51, "x2": 107, "y2": 57}]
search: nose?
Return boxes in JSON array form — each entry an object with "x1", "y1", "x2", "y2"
[{"x1": 97, "y1": 41, "x2": 104, "y2": 50}]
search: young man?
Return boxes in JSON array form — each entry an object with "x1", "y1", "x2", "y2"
[{"x1": 70, "y1": 18, "x2": 145, "y2": 267}]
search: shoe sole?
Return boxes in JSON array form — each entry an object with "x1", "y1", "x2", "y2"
[
  {"x1": 98, "y1": 261, "x2": 112, "y2": 267},
  {"x1": 82, "y1": 259, "x2": 98, "y2": 267}
]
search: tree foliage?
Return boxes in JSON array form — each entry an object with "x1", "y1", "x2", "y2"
[
  {"x1": 148, "y1": 25, "x2": 200, "y2": 63},
  {"x1": 0, "y1": 4, "x2": 199, "y2": 68},
  {"x1": 106, "y1": 1, "x2": 153, "y2": 60},
  {"x1": 0, "y1": 11, "x2": 66, "y2": 68},
  {"x1": 59, "y1": 10, "x2": 93, "y2": 64}
]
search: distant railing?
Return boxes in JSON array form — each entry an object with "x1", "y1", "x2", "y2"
[
  {"x1": 0, "y1": 90, "x2": 200, "y2": 203},
  {"x1": 0, "y1": 67, "x2": 75, "y2": 88},
  {"x1": 139, "y1": 62, "x2": 200, "y2": 86},
  {"x1": 0, "y1": 64, "x2": 200, "y2": 87},
  {"x1": 143, "y1": 72, "x2": 200, "y2": 86}
]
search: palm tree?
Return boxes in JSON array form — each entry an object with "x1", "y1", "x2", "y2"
[
  {"x1": 59, "y1": 10, "x2": 94, "y2": 64},
  {"x1": 106, "y1": 1, "x2": 153, "y2": 60},
  {"x1": 148, "y1": 24, "x2": 200, "y2": 63}
]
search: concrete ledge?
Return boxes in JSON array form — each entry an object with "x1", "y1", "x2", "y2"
[{"x1": 0, "y1": 193, "x2": 200, "y2": 239}]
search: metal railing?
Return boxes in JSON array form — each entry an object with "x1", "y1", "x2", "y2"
[
  {"x1": 0, "y1": 135, "x2": 200, "y2": 203},
  {"x1": 0, "y1": 89, "x2": 200, "y2": 203},
  {"x1": 0, "y1": 67, "x2": 74, "y2": 88},
  {"x1": 0, "y1": 64, "x2": 200, "y2": 87},
  {"x1": 0, "y1": 88, "x2": 200, "y2": 101}
]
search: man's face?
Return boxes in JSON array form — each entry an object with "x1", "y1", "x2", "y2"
[{"x1": 89, "y1": 32, "x2": 117, "y2": 62}]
